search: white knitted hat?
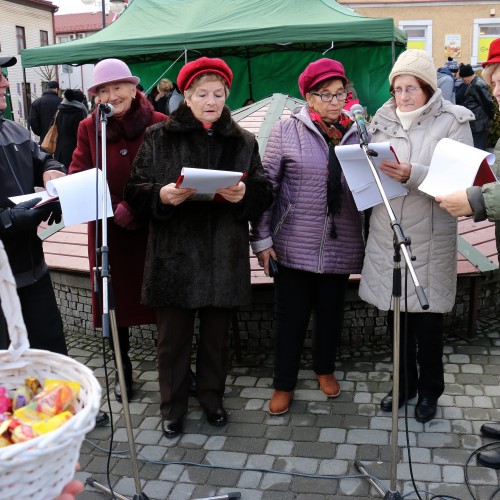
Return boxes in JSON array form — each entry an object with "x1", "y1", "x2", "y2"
[{"x1": 389, "y1": 49, "x2": 437, "y2": 91}]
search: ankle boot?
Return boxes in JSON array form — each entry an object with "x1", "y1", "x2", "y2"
[{"x1": 114, "y1": 350, "x2": 134, "y2": 403}]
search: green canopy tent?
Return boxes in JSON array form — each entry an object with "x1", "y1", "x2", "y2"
[{"x1": 21, "y1": 0, "x2": 406, "y2": 114}]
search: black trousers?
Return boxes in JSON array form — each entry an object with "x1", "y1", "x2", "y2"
[
  {"x1": 273, "y1": 266, "x2": 349, "y2": 391},
  {"x1": 388, "y1": 311, "x2": 444, "y2": 400},
  {"x1": 0, "y1": 272, "x2": 67, "y2": 355},
  {"x1": 156, "y1": 306, "x2": 233, "y2": 420}
]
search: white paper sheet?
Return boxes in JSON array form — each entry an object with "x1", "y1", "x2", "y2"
[
  {"x1": 9, "y1": 168, "x2": 113, "y2": 226},
  {"x1": 418, "y1": 138, "x2": 497, "y2": 197},
  {"x1": 335, "y1": 142, "x2": 408, "y2": 211},
  {"x1": 176, "y1": 167, "x2": 243, "y2": 194}
]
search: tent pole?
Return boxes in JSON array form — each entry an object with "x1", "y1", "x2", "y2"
[{"x1": 22, "y1": 68, "x2": 29, "y2": 128}]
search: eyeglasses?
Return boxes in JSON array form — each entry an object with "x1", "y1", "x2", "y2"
[
  {"x1": 311, "y1": 91, "x2": 349, "y2": 103},
  {"x1": 391, "y1": 86, "x2": 421, "y2": 97}
]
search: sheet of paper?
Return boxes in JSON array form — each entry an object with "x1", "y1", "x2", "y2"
[
  {"x1": 45, "y1": 168, "x2": 113, "y2": 226},
  {"x1": 177, "y1": 167, "x2": 243, "y2": 194},
  {"x1": 9, "y1": 191, "x2": 57, "y2": 206},
  {"x1": 335, "y1": 142, "x2": 408, "y2": 211},
  {"x1": 418, "y1": 138, "x2": 497, "y2": 197}
]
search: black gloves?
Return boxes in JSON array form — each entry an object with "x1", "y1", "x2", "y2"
[
  {"x1": 41, "y1": 200, "x2": 62, "y2": 225},
  {"x1": 0, "y1": 198, "x2": 62, "y2": 233}
]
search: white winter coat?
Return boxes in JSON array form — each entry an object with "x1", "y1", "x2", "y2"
[{"x1": 359, "y1": 89, "x2": 474, "y2": 313}]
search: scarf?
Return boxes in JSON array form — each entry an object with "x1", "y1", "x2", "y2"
[{"x1": 309, "y1": 109, "x2": 353, "y2": 238}]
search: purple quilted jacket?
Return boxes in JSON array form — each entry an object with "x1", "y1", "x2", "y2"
[{"x1": 250, "y1": 105, "x2": 365, "y2": 274}]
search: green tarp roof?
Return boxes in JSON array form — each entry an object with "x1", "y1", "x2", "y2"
[{"x1": 22, "y1": 0, "x2": 406, "y2": 67}]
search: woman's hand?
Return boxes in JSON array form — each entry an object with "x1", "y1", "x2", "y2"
[
  {"x1": 54, "y1": 479, "x2": 84, "y2": 500},
  {"x1": 159, "y1": 183, "x2": 196, "y2": 206},
  {"x1": 256, "y1": 247, "x2": 278, "y2": 277},
  {"x1": 378, "y1": 160, "x2": 412, "y2": 183},
  {"x1": 217, "y1": 181, "x2": 246, "y2": 203},
  {"x1": 435, "y1": 191, "x2": 473, "y2": 217},
  {"x1": 43, "y1": 170, "x2": 66, "y2": 187}
]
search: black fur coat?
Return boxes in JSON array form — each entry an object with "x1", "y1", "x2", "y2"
[{"x1": 124, "y1": 104, "x2": 273, "y2": 308}]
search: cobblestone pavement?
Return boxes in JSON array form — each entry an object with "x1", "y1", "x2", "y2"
[{"x1": 71, "y1": 315, "x2": 500, "y2": 500}]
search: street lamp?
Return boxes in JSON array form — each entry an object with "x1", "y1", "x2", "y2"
[{"x1": 80, "y1": 0, "x2": 128, "y2": 29}]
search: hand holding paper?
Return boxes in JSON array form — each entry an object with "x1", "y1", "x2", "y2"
[
  {"x1": 175, "y1": 167, "x2": 243, "y2": 195},
  {"x1": 418, "y1": 138, "x2": 496, "y2": 197}
]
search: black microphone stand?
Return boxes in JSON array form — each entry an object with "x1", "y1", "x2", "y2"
[
  {"x1": 353, "y1": 135, "x2": 429, "y2": 500},
  {"x1": 86, "y1": 104, "x2": 149, "y2": 500}
]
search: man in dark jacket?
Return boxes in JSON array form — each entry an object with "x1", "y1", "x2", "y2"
[
  {"x1": 0, "y1": 56, "x2": 66, "y2": 354},
  {"x1": 458, "y1": 64, "x2": 494, "y2": 150},
  {"x1": 28, "y1": 80, "x2": 61, "y2": 146}
]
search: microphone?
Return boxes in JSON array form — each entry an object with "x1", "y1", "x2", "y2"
[
  {"x1": 350, "y1": 103, "x2": 369, "y2": 146},
  {"x1": 98, "y1": 102, "x2": 115, "y2": 117}
]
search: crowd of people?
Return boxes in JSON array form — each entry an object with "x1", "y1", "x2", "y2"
[{"x1": 1, "y1": 38, "x2": 500, "y2": 495}]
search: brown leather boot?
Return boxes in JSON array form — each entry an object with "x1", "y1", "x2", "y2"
[
  {"x1": 317, "y1": 374, "x2": 340, "y2": 398},
  {"x1": 269, "y1": 390, "x2": 293, "y2": 415}
]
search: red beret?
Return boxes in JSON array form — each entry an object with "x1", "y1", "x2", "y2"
[
  {"x1": 177, "y1": 57, "x2": 233, "y2": 93},
  {"x1": 298, "y1": 58, "x2": 347, "y2": 97},
  {"x1": 483, "y1": 38, "x2": 500, "y2": 67}
]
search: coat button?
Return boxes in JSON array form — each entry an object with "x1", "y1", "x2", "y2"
[{"x1": 120, "y1": 149, "x2": 128, "y2": 156}]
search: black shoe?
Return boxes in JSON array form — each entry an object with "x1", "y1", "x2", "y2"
[
  {"x1": 95, "y1": 411, "x2": 109, "y2": 427},
  {"x1": 415, "y1": 397, "x2": 438, "y2": 423},
  {"x1": 162, "y1": 418, "x2": 183, "y2": 438},
  {"x1": 477, "y1": 447, "x2": 500, "y2": 469},
  {"x1": 481, "y1": 422, "x2": 500, "y2": 439},
  {"x1": 114, "y1": 374, "x2": 134, "y2": 403},
  {"x1": 205, "y1": 407, "x2": 228, "y2": 427},
  {"x1": 380, "y1": 390, "x2": 417, "y2": 412},
  {"x1": 189, "y1": 368, "x2": 197, "y2": 395}
]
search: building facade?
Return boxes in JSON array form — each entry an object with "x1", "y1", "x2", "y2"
[{"x1": 339, "y1": 0, "x2": 500, "y2": 68}]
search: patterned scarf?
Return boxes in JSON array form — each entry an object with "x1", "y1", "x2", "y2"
[{"x1": 309, "y1": 109, "x2": 353, "y2": 238}]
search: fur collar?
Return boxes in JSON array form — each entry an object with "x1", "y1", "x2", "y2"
[
  {"x1": 165, "y1": 104, "x2": 243, "y2": 137},
  {"x1": 92, "y1": 92, "x2": 154, "y2": 142}
]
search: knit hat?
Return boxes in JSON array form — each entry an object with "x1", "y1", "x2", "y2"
[
  {"x1": 389, "y1": 49, "x2": 437, "y2": 91},
  {"x1": 298, "y1": 58, "x2": 347, "y2": 97},
  {"x1": 458, "y1": 64, "x2": 475, "y2": 78},
  {"x1": 47, "y1": 81, "x2": 59, "y2": 89},
  {"x1": 445, "y1": 58, "x2": 459, "y2": 73},
  {"x1": 483, "y1": 38, "x2": 500, "y2": 67},
  {"x1": 87, "y1": 58, "x2": 140, "y2": 95},
  {"x1": 177, "y1": 57, "x2": 233, "y2": 94},
  {"x1": 0, "y1": 56, "x2": 17, "y2": 68}
]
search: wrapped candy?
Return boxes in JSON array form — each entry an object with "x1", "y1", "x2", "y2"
[{"x1": 0, "y1": 387, "x2": 12, "y2": 415}]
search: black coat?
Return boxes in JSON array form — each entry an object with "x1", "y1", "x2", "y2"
[
  {"x1": 28, "y1": 90, "x2": 62, "y2": 143},
  {"x1": 124, "y1": 104, "x2": 273, "y2": 308},
  {"x1": 54, "y1": 101, "x2": 87, "y2": 168}
]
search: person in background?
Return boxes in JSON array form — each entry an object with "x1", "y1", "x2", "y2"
[
  {"x1": 437, "y1": 64, "x2": 456, "y2": 103},
  {"x1": 458, "y1": 63, "x2": 494, "y2": 150},
  {"x1": 54, "y1": 89, "x2": 88, "y2": 168},
  {"x1": 69, "y1": 59, "x2": 166, "y2": 410},
  {"x1": 436, "y1": 37, "x2": 500, "y2": 467},
  {"x1": 250, "y1": 58, "x2": 366, "y2": 416},
  {"x1": 242, "y1": 98, "x2": 255, "y2": 107},
  {"x1": 28, "y1": 80, "x2": 61, "y2": 146},
  {"x1": 359, "y1": 49, "x2": 474, "y2": 424},
  {"x1": 124, "y1": 57, "x2": 272, "y2": 438},
  {"x1": 0, "y1": 56, "x2": 66, "y2": 355},
  {"x1": 152, "y1": 77, "x2": 184, "y2": 115}
]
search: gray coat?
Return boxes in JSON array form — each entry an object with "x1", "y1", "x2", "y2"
[
  {"x1": 251, "y1": 105, "x2": 365, "y2": 274},
  {"x1": 359, "y1": 90, "x2": 474, "y2": 313}
]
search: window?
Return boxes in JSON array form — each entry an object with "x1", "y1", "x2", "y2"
[
  {"x1": 16, "y1": 26, "x2": 26, "y2": 54},
  {"x1": 40, "y1": 30, "x2": 49, "y2": 47},
  {"x1": 472, "y1": 19, "x2": 500, "y2": 64},
  {"x1": 399, "y1": 20, "x2": 433, "y2": 54}
]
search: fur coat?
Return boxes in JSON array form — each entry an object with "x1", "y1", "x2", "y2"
[
  {"x1": 70, "y1": 92, "x2": 166, "y2": 327},
  {"x1": 124, "y1": 104, "x2": 273, "y2": 308}
]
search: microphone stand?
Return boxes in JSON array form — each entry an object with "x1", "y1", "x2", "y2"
[
  {"x1": 86, "y1": 104, "x2": 150, "y2": 500},
  {"x1": 353, "y1": 136, "x2": 429, "y2": 499}
]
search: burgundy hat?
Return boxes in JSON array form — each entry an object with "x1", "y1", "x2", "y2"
[
  {"x1": 483, "y1": 38, "x2": 500, "y2": 67},
  {"x1": 298, "y1": 58, "x2": 347, "y2": 97},
  {"x1": 177, "y1": 57, "x2": 233, "y2": 93}
]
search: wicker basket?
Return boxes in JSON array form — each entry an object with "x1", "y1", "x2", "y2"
[{"x1": 0, "y1": 240, "x2": 101, "y2": 500}]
